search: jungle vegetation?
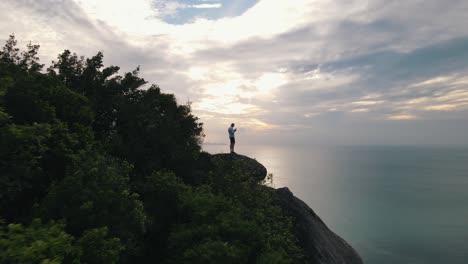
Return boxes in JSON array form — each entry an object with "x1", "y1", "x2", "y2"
[{"x1": 0, "y1": 35, "x2": 304, "y2": 263}]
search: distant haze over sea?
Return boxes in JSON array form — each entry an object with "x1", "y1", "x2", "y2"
[{"x1": 204, "y1": 144, "x2": 468, "y2": 264}]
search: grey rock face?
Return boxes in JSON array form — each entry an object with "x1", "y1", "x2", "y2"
[
  {"x1": 274, "y1": 187, "x2": 364, "y2": 264},
  {"x1": 201, "y1": 152, "x2": 363, "y2": 263}
]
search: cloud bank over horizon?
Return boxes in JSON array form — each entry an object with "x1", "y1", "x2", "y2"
[{"x1": 1, "y1": 0, "x2": 468, "y2": 145}]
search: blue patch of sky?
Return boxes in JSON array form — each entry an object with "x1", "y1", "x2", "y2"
[
  {"x1": 162, "y1": 0, "x2": 258, "y2": 24},
  {"x1": 288, "y1": 36, "x2": 468, "y2": 87}
]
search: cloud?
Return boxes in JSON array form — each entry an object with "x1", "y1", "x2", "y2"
[
  {"x1": 153, "y1": 1, "x2": 189, "y2": 17},
  {"x1": 351, "y1": 109, "x2": 369, "y2": 113},
  {"x1": 192, "y1": 4, "x2": 222, "y2": 9},
  {"x1": 1, "y1": 0, "x2": 468, "y2": 144},
  {"x1": 351, "y1": 101, "x2": 384, "y2": 106},
  {"x1": 387, "y1": 115, "x2": 417, "y2": 121},
  {"x1": 424, "y1": 105, "x2": 458, "y2": 111}
]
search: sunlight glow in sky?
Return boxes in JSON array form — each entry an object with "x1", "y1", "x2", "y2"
[{"x1": 1, "y1": 0, "x2": 468, "y2": 145}]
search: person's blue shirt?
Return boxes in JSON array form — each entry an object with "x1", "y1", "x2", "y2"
[{"x1": 228, "y1": 127, "x2": 236, "y2": 138}]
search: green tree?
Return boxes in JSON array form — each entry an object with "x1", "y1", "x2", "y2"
[
  {"x1": 110, "y1": 85, "x2": 204, "y2": 179},
  {"x1": 0, "y1": 35, "x2": 20, "y2": 65},
  {"x1": 48, "y1": 49, "x2": 204, "y2": 180},
  {"x1": 0, "y1": 39, "x2": 95, "y2": 221},
  {"x1": 139, "y1": 171, "x2": 303, "y2": 264},
  {"x1": 0, "y1": 121, "x2": 92, "y2": 222},
  {"x1": 48, "y1": 51, "x2": 146, "y2": 140},
  {"x1": 4, "y1": 71, "x2": 93, "y2": 126},
  {"x1": 0, "y1": 123, "x2": 52, "y2": 221},
  {"x1": 41, "y1": 152, "x2": 146, "y2": 256},
  {"x1": 0, "y1": 220, "x2": 123, "y2": 264},
  {"x1": 0, "y1": 78, "x2": 12, "y2": 126},
  {"x1": 19, "y1": 42, "x2": 44, "y2": 73},
  {"x1": 48, "y1": 50, "x2": 84, "y2": 90},
  {"x1": 0, "y1": 219, "x2": 81, "y2": 264},
  {"x1": 0, "y1": 34, "x2": 44, "y2": 74},
  {"x1": 78, "y1": 227, "x2": 124, "y2": 264},
  {"x1": 0, "y1": 38, "x2": 94, "y2": 190},
  {"x1": 0, "y1": 36, "x2": 305, "y2": 263}
]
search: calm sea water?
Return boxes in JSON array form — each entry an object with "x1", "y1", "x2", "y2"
[{"x1": 203, "y1": 144, "x2": 468, "y2": 264}]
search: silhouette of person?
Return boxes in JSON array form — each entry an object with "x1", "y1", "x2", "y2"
[{"x1": 228, "y1": 123, "x2": 237, "y2": 153}]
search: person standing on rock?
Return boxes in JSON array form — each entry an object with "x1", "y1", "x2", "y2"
[{"x1": 228, "y1": 123, "x2": 237, "y2": 153}]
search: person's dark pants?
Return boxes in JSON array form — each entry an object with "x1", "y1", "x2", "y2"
[{"x1": 230, "y1": 137, "x2": 235, "y2": 153}]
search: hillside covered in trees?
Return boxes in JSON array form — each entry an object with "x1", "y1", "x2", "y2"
[{"x1": 0, "y1": 35, "x2": 306, "y2": 263}]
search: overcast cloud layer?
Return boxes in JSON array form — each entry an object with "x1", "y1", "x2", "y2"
[{"x1": 1, "y1": 0, "x2": 468, "y2": 145}]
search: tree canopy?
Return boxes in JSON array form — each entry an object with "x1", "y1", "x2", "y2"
[{"x1": 0, "y1": 35, "x2": 304, "y2": 263}]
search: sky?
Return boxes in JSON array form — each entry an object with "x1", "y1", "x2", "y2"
[{"x1": 1, "y1": 0, "x2": 468, "y2": 145}]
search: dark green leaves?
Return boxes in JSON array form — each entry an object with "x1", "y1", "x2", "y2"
[
  {"x1": 0, "y1": 35, "x2": 303, "y2": 263},
  {"x1": 0, "y1": 219, "x2": 80, "y2": 264},
  {"x1": 41, "y1": 152, "x2": 146, "y2": 254}
]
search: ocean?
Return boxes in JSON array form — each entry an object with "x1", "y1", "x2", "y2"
[{"x1": 203, "y1": 144, "x2": 468, "y2": 264}]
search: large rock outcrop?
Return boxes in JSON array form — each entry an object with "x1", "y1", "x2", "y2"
[
  {"x1": 210, "y1": 153, "x2": 267, "y2": 181},
  {"x1": 196, "y1": 152, "x2": 363, "y2": 263},
  {"x1": 274, "y1": 187, "x2": 363, "y2": 264}
]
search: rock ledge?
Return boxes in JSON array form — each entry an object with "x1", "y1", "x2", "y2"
[{"x1": 274, "y1": 187, "x2": 363, "y2": 264}]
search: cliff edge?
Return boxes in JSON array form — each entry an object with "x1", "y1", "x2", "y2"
[
  {"x1": 210, "y1": 153, "x2": 268, "y2": 181},
  {"x1": 207, "y1": 153, "x2": 363, "y2": 264},
  {"x1": 274, "y1": 187, "x2": 363, "y2": 264}
]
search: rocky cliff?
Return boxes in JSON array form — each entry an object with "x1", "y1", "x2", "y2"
[
  {"x1": 207, "y1": 153, "x2": 363, "y2": 264},
  {"x1": 274, "y1": 188, "x2": 363, "y2": 264}
]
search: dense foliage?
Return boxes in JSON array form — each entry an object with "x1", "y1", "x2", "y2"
[{"x1": 0, "y1": 35, "x2": 304, "y2": 263}]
